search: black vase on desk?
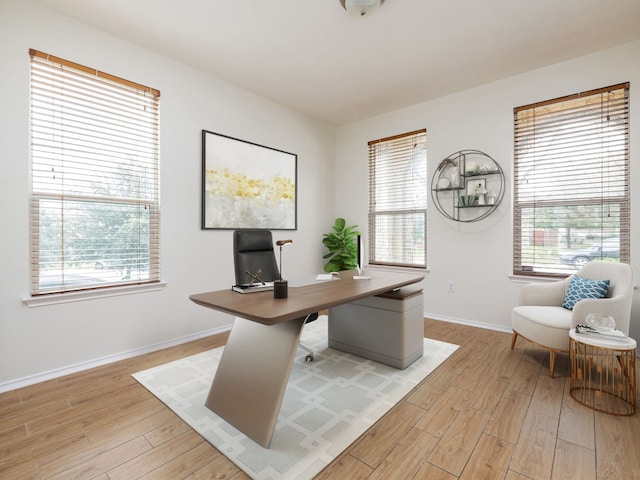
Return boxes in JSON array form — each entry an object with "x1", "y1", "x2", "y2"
[
  {"x1": 274, "y1": 239, "x2": 292, "y2": 299},
  {"x1": 273, "y1": 279, "x2": 288, "y2": 298}
]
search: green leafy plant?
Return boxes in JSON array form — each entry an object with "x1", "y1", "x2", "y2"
[{"x1": 322, "y1": 218, "x2": 361, "y2": 272}]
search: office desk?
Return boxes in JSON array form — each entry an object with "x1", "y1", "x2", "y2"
[{"x1": 189, "y1": 270, "x2": 423, "y2": 448}]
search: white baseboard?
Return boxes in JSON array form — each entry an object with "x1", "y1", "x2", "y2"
[
  {"x1": 0, "y1": 324, "x2": 232, "y2": 394},
  {"x1": 425, "y1": 312, "x2": 513, "y2": 334}
]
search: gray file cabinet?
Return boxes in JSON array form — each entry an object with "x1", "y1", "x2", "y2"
[{"x1": 328, "y1": 287, "x2": 424, "y2": 369}]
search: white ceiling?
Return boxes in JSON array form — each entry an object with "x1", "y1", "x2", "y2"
[{"x1": 35, "y1": 0, "x2": 640, "y2": 126}]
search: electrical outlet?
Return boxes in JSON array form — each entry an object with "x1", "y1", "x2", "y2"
[{"x1": 447, "y1": 280, "x2": 455, "y2": 293}]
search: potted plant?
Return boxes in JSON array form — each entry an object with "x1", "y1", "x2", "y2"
[{"x1": 322, "y1": 218, "x2": 361, "y2": 272}]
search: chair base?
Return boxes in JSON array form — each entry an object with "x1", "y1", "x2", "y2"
[
  {"x1": 511, "y1": 331, "x2": 567, "y2": 378},
  {"x1": 298, "y1": 312, "x2": 319, "y2": 362},
  {"x1": 298, "y1": 341, "x2": 314, "y2": 362}
]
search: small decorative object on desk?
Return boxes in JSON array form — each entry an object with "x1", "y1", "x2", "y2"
[
  {"x1": 233, "y1": 268, "x2": 273, "y2": 293},
  {"x1": 232, "y1": 282, "x2": 274, "y2": 294},
  {"x1": 316, "y1": 272, "x2": 340, "y2": 281},
  {"x1": 274, "y1": 239, "x2": 292, "y2": 298}
]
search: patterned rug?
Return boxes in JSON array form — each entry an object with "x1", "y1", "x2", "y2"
[{"x1": 133, "y1": 316, "x2": 458, "y2": 480}]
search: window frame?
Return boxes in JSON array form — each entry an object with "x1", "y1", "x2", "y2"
[
  {"x1": 367, "y1": 129, "x2": 428, "y2": 269},
  {"x1": 29, "y1": 49, "x2": 161, "y2": 296},
  {"x1": 513, "y1": 83, "x2": 630, "y2": 277}
]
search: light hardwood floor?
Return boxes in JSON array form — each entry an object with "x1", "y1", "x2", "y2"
[{"x1": 1, "y1": 318, "x2": 638, "y2": 480}]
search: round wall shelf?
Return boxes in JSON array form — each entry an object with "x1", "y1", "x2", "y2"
[{"x1": 430, "y1": 150, "x2": 504, "y2": 222}]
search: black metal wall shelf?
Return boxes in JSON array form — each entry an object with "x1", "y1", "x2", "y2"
[{"x1": 430, "y1": 150, "x2": 504, "y2": 222}]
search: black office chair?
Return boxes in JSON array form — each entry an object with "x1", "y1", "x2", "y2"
[{"x1": 233, "y1": 229, "x2": 318, "y2": 361}]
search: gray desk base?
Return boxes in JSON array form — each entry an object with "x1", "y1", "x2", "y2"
[
  {"x1": 328, "y1": 289, "x2": 424, "y2": 369},
  {"x1": 205, "y1": 316, "x2": 306, "y2": 448}
]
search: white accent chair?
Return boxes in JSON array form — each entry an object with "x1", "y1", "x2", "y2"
[{"x1": 511, "y1": 261, "x2": 634, "y2": 377}]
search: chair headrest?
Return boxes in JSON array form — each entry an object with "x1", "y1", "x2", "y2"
[{"x1": 234, "y1": 229, "x2": 274, "y2": 253}]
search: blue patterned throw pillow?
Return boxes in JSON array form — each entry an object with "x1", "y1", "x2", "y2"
[{"x1": 562, "y1": 275, "x2": 610, "y2": 310}]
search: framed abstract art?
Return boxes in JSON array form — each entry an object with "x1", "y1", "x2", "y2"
[{"x1": 201, "y1": 130, "x2": 297, "y2": 230}]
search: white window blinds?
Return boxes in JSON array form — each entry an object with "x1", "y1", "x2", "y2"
[
  {"x1": 513, "y1": 83, "x2": 630, "y2": 276},
  {"x1": 29, "y1": 49, "x2": 161, "y2": 295},
  {"x1": 368, "y1": 129, "x2": 427, "y2": 268}
]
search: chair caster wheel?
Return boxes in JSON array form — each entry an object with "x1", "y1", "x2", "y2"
[{"x1": 305, "y1": 354, "x2": 314, "y2": 362}]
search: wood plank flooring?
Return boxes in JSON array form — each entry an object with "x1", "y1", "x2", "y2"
[{"x1": 1, "y1": 319, "x2": 638, "y2": 479}]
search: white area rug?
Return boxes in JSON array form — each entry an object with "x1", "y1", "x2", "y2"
[{"x1": 133, "y1": 316, "x2": 458, "y2": 480}]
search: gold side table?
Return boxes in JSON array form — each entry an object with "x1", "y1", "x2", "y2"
[{"x1": 569, "y1": 329, "x2": 636, "y2": 416}]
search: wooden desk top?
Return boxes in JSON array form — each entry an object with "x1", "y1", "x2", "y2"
[{"x1": 189, "y1": 270, "x2": 423, "y2": 325}]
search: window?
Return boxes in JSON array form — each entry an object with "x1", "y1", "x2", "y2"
[
  {"x1": 513, "y1": 83, "x2": 630, "y2": 276},
  {"x1": 368, "y1": 129, "x2": 427, "y2": 268},
  {"x1": 29, "y1": 49, "x2": 160, "y2": 295}
]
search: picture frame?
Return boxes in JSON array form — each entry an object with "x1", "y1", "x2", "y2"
[
  {"x1": 201, "y1": 130, "x2": 297, "y2": 230},
  {"x1": 466, "y1": 178, "x2": 486, "y2": 196}
]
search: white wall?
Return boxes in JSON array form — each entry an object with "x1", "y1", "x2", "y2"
[
  {"x1": 335, "y1": 41, "x2": 640, "y2": 338},
  {"x1": 0, "y1": 0, "x2": 335, "y2": 388}
]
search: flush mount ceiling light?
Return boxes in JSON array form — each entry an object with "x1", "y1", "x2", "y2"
[{"x1": 340, "y1": 0, "x2": 385, "y2": 17}]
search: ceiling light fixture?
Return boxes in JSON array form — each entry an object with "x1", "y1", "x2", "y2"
[{"x1": 340, "y1": 0, "x2": 385, "y2": 17}]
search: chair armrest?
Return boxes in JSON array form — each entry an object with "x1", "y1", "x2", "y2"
[{"x1": 519, "y1": 280, "x2": 567, "y2": 306}]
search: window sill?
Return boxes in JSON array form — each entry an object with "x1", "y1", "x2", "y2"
[
  {"x1": 23, "y1": 281, "x2": 167, "y2": 307},
  {"x1": 367, "y1": 264, "x2": 430, "y2": 276},
  {"x1": 509, "y1": 274, "x2": 564, "y2": 284}
]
